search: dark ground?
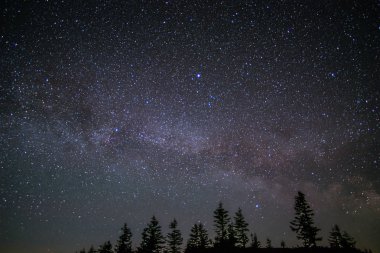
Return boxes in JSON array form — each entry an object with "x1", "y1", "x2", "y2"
[{"x1": 185, "y1": 248, "x2": 366, "y2": 253}]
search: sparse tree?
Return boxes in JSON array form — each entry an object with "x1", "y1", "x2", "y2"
[
  {"x1": 266, "y1": 238, "x2": 272, "y2": 248},
  {"x1": 186, "y1": 223, "x2": 210, "y2": 252},
  {"x1": 99, "y1": 241, "x2": 113, "y2": 253},
  {"x1": 167, "y1": 219, "x2": 183, "y2": 253},
  {"x1": 213, "y1": 202, "x2": 230, "y2": 247},
  {"x1": 138, "y1": 216, "x2": 165, "y2": 253},
  {"x1": 234, "y1": 208, "x2": 249, "y2": 248},
  {"x1": 328, "y1": 224, "x2": 356, "y2": 249},
  {"x1": 290, "y1": 191, "x2": 322, "y2": 247},
  {"x1": 250, "y1": 233, "x2": 261, "y2": 248},
  {"x1": 116, "y1": 223, "x2": 133, "y2": 253},
  {"x1": 328, "y1": 224, "x2": 342, "y2": 248},
  {"x1": 280, "y1": 240, "x2": 286, "y2": 248},
  {"x1": 341, "y1": 231, "x2": 356, "y2": 248}
]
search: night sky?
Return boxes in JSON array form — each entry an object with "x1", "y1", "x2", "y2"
[{"x1": 1, "y1": 1, "x2": 379, "y2": 253}]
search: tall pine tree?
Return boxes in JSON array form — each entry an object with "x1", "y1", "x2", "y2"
[
  {"x1": 186, "y1": 223, "x2": 210, "y2": 252},
  {"x1": 290, "y1": 191, "x2": 321, "y2": 247},
  {"x1": 115, "y1": 223, "x2": 133, "y2": 253},
  {"x1": 166, "y1": 219, "x2": 183, "y2": 253},
  {"x1": 98, "y1": 241, "x2": 113, "y2": 253},
  {"x1": 138, "y1": 216, "x2": 165, "y2": 253},
  {"x1": 234, "y1": 208, "x2": 249, "y2": 248},
  {"x1": 213, "y1": 202, "x2": 230, "y2": 247}
]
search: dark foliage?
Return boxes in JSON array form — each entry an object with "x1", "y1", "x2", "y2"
[
  {"x1": 98, "y1": 241, "x2": 113, "y2": 253},
  {"x1": 213, "y1": 202, "x2": 230, "y2": 247},
  {"x1": 167, "y1": 219, "x2": 183, "y2": 253},
  {"x1": 186, "y1": 223, "x2": 211, "y2": 252},
  {"x1": 290, "y1": 191, "x2": 322, "y2": 247},
  {"x1": 115, "y1": 223, "x2": 133, "y2": 253},
  {"x1": 234, "y1": 208, "x2": 250, "y2": 248},
  {"x1": 328, "y1": 224, "x2": 356, "y2": 249},
  {"x1": 250, "y1": 233, "x2": 261, "y2": 248},
  {"x1": 138, "y1": 216, "x2": 165, "y2": 253}
]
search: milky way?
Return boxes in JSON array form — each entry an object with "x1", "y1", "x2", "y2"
[{"x1": 1, "y1": 1, "x2": 379, "y2": 253}]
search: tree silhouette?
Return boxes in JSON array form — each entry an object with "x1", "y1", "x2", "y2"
[
  {"x1": 98, "y1": 241, "x2": 113, "y2": 253},
  {"x1": 185, "y1": 223, "x2": 210, "y2": 252},
  {"x1": 280, "y1": 240, "x2": 286, "y2": 248},
  {"x1": 233, "y1": 208, "x2": 249, "y2": 248},
  {"x1": 166, "y1": 219, "x2": 183, "y2": 253},
  {"x1": 329, "y1": 224, "x2": 356, "y2": 249},
  {"x1": 250, "y1": 233, "x2": 261, "y2": 248},
  {"x1": 87, "y1": 246, "x2": 96, "y2": 253},
  {"x1": 138, "y1": 216, "x2": 165, "y2": 253},
  {"x1": 213, "y1": 202, "x2": 230, "y2": 247},
  {"x1": 266, "y1": 238, "x2": 272, "y2": 248},
  {"x1": 290, "y1": 191, "x2": 321, "y2": 247},
  {"x1": 341, "y1": 231, "x2": 356, "y2": 248},
  {"x1": 115, "y1": 223, "x2": 133, "y2": 253},
  {"x1": 328, "y1": 224, "x2": 342, "y2": 248},
  {"x1": 79, "y1": 249, "x2": 86, "y2": 253},
  {"x1": 227, "y1": 223, "x2": 237, "y2": 248}
]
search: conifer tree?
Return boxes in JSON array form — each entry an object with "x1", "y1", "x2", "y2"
[
  {"x1": 234, "y1": 208, "x2": 249, "y2": 248},
  {"x1": 138, "y1": 216, "x2": 165, "y2": 253},
  {"x1": 213, "y1": 202, "x2": 230, "y2": 247},
  {"x1": 341, "y1": 231, "x2": 356, "y2": 248},
  {"x1": 116, "y1": 223, "x2": 133, "y2": 253},
  {"x1": 250, "y1": 233, "x2": 261, "y2": 248},
  {"x1": 227, "y1": 223, "x2": 237, "y2": 248},
  {"x1": 186, "y1": 223, "x2": 210, "y2": 252},
  {"x1": 328, "y1": 224, "x2": 342, "y2": 248},
  {"x1": 99, "y1": 241, "x2": 113, "y2": 253},
  {"x1": 87, "y1": 246, "x2": 96, "y2": 253},
  {"x1": 166, "y1": 219, "x2": 183, "y2": 253},
  {"x1": 329, "y1": 225, "x2": 356, "y2": 249},
  {"x1": 290, "y1": 191, "x2": 321, "y2": 247}
]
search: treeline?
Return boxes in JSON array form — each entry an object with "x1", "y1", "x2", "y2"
[{"x1": 76, "y1": 192, "x2": 370, "y2": 253}]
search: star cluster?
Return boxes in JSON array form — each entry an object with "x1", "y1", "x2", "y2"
[{"x1": 1, "y1": 1, "x2": 379, "y2": 253}]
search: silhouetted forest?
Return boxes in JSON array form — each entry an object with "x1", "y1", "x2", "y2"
[{"x1": 76, "y1": 192, "x2": 372, "y2": 253}]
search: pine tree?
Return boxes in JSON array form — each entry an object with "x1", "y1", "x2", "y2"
[
  {"x1": 250, "y1": 233, "x2": 261, "y2": 248},
  {"x1": 186, "y1": 223, "x2": 210, "y2": 252},
  {"x1": 99, "y1": 241, "x2": 113, "y2": 253},
  {"x1": 328, "y1": 224, "x2": 342, "y2": 248},
  {"x1": 213, "y1": 202, "x2": 230, "y2": 247},
  {"x1": 138, "y1": 216, "x2": 165, "y2": 253},
  {"x1": 328, "y1": 224, "x2": 356, "y2": 249},
  {"x1": 341, "y1": 231, "x2": 356, "y2": 248},
  {"x1": 233, "y1": 208, "x2": 249, "y2": 248},
  {"x1": 227, "y1": 223, "x2": 237, "y2": 248},
  {"x1": 87, "y1": 246, "x2": 96, "y2": 253},
  {"x1": 167, "y1": 219, "x2": 183, "y2": 253},
  {"x1": 266, "y1": 238, "x2": 272, "y2": 248},
  {"x1": 290, "y1": 191, "x2": 321, "y2": 247},
  {"x1": 116, "y1": 223, "x2": 133, "y2": 253}
]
